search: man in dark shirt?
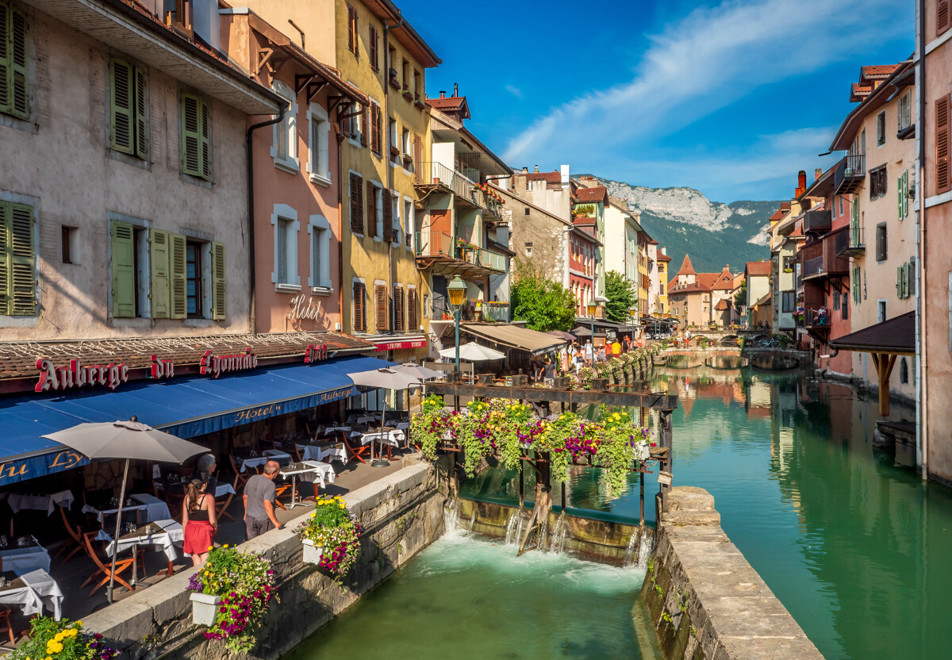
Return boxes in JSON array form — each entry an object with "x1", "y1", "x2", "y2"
[{"x1": 242, "y1": 460, "x2": 283, "y2": 540}]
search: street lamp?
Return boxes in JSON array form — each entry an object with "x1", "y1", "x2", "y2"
[
  {"x1": 587, "y1": 296, "x2": 608, "y2": 366},
  {"x1": 629, "y1": 305, "x2": 638, "y2": 344},
  {"x1": 447, "y1": 275, "x2": 467, "y2": 375}
]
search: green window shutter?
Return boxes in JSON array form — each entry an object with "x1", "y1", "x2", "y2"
[
  {"x1": 1, "y1": 2, "x2": 29, "y2": 120},
  {"x1": 200, "y1": 98, "x2": 210, "y2": 179},
  {"x1": 211, "y1": 241, "x2": 225, "y2": 320},
  {"x1": 181, "y1": 94, "x2": 201, "y2": 177},
  {"x1": 111, "y1": 220, "x2": 136, "y2": 318},
  {"x1": 904, "y1": 262, "x2": 911, "y2": 299},
  {"x1": 109, "y1": 59, "x2": 134, "y2": 154},
  {"x1": 135, "y1": 66, "x2": 148, "y2": 160},
  {"x1": 7, "y1": 203, "x2": 32, "y2": 315},
  {"x1": 0, "y1": 202, "x2": 9, "y2": 315},
  {"x1": 170, "y1": 233, "x2": 187, "y2": 319},
  {"x1": 902, "y1": 171, "x2": 909, "y2": 218},
  {"x1": 0, "y1": 2, "x2": 10, "y2": 117},
  {"x1": 897, "y1": 266, "x2": 903, "y2": 298},
  {"x1": 150, "y1": 228, "x2": 170, "y2": 318}
]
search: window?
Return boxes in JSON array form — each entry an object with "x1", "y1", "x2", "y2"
[
  {"x1": 833, "y1": 292, "x2": 840, "y2": 310},
  {"x1": 839, "y1": 195, "x2": 844, "y2": 216},
  {"x1": 370, "y1": 101, "x2": 382, "y2": 156},
  {"x1": 307, "y1": 103, "x2": 330, "y2": 184},
  {"x1": 308, "y1": 215, "x2": 331, "y2": 290},
  {"x1": 349, "y1": 172, "x2": 364, "y2": 234},
  {"x1": 0, "y1": 200, "x2": 35, "y2": 316},
  {"x1": 897, "y1": 261, "x2": 913, "y2": 299},
  {"x1": 186, "y1": 240, "x2": 203, "y2": 318},
  {"x1": 852, "y1": 266, "x2": 862, "y2": 304},
  {"x1": 898, "y1": 92, "x2": 912, "y2": 133},
  {"x1": 869, "y1": 166, "x2": 887, "y2": 199},
  {"x1": 876, "y1": 223, "x2": 887, "y2": 262},
  {"x1": 393, "y1": 285, "x2": 404, "y2": 332},
  {"x1": 878, "y1": 300, "x2": 887, "y2": 323},
  {"x1": 876, "y1": 111, "x2": 886, "y2": 146},
  {"x1": 346, "y1": 5, "x2": 358, "y2": 56},
  {"x1": 413, "y1": 69, "x2": 421, "y2": 100},
  {"x1": 353, "y1": 280, "x2": 366, "y2": 332},
  {"x1": 390, "y1": 191, "x2": 399, "y2": 245},
  {"x1": 388, "y1": 45, "x2": 396, "y2": 82},
  {"x1": 109, "y1": 59, "x2": 148, "y2": 159},
  {"x1": 0, "y1": 1, "x2": 28, "y2": 121},
  {"x1": 404, "y1": 198, "x2": 413, "y2": 249},
  {"x1": 936, "y1": 95, "x2": 951, "y2": 194},
  {"x1": 402, "y1": 128, "x2": 410, "y2": 158},
  {"x1": 374, "y1": 284, "x2": 388, "y2": 331},
  {"x1": 407, "y1": 288, "x2": 418, "y2": 330},
  {"x1": 272, "y1": 204, "x2": 300, "y2": 289},
  {"x1": 271, "y1": 81, "x2": 298, "y2": 172},
  {"x1": 368, "y1": 25, "x2": 378, "y2": 71},
  {"x1": 937, "y1": 0, "x2": 950, "y2": 37},
  {"x1": 61, "y1": 226, "x2": 76, "y2": 264},
  {"x1": 898, "y1": 169, "x2": 909, "y2": 220},
  {"x1": 524, "y1": 207, "x2": 530, "y2": 216},
  {"x1": 782, "y1": 291, "x2": 795, "y2": 313},
  {"x1": 842, "y1": 293, "x2": 849, "y2": 319},
  {"x1": 900, "y1": 357, "x2": 909, "y2": 384},
  {"x1": 110, "y1": 219, "x2": 147, "y2": 318},
  {"x1": 389, "y1": 118, "x2": 398, "y2": 162},
  {"x1": 180, "y1": 93, "x2": 210, "y2": 180},
  {"x1": 344, "y1": 98, "x2": 363, "y2": 145},
  {"x1": 402, "y1": 58, "x2": 409, "y2": 90}
]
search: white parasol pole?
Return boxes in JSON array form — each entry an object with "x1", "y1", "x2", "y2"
[
  {"x1": 372, "y1": 392, "x2": 390, "y2": 468},
  {"x1": 106, "y1": 457, "x2": 130, "y2": 604}
]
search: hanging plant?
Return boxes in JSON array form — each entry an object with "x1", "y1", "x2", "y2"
[
  {"x1": 296, "y1": 496, "x2": 362, "y2": 586},
  {"x1": 7, "y1": 617, "x2": 119, "y2": 660}
]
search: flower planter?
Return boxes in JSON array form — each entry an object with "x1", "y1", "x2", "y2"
[
  {"x1": 302, "y1": 538, "x2": 323, "y2": 565},
  {"x1": 190, "y1": 592, "x2": 221, "y2": 626}
]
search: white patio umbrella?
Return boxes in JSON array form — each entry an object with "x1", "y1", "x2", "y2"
[
  {"x1": 391, "y1": 363, "x2": 443, "y2": 380},
  {"x1": 347, "y1": 368, "x2": 422, "y2": 467},
  {"x1": 43, "y1": 418, "x2": 206, "y2": 603},
  {"x1": 439, "y1": 341, "x2": 505, "y2": 362}
]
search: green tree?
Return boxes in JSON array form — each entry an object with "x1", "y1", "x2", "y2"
[
  {"x1": 734, "y1": 280, "x2": 747, "y2": 314},
  {"x1": 510, "y1": 259, "x2": 577, "y2": 331},
  {"x1": 605, "y1": 270, "x2": 638, "y2": 323}
]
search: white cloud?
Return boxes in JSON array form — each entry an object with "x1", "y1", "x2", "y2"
[
  {"x1": 504, "y1": 84, "x2": 524, "y2": 99},
  {"x1": 502, "y1": 0, "x2": 910, "y2": 174}
]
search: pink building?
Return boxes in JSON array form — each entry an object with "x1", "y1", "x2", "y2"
[
  {"x1": 569, "y1": 221, "x2": 598, "y2": 316},
  {"x1": 221, "y1": 10, "x2": 367, "y2": 334}
]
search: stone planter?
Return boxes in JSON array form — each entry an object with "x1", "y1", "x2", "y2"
[
  {"x1": 190, "y1": 592, "x2": 221, "y2": 626},
  {"x1": 302, "y1": 538, "x2": 323, "y2": 565}
]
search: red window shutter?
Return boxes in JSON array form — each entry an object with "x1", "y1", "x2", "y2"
[
  {"x1": 408, "y1": 289, "x2": 417, "y2": 331},
  {"x1": 375, "y1": 285, "x2": 388, "y2": 331},
  {"x1": 350, "y1": 173, "x2": 363, "y2": 234},
  {"x1": 394, "y1": 286, "x2": 404, "y2": 332},
  {"x1": 360, "y1": 105, "x2": 369, "y2": 147},
  {"x1": 939, "y1": 0, "x2": 951, "y2": 35},
  {"x1": 353, "y1": 281, "x2": 365, "y2": 332},
  {"x1": 383, "y1": 189, "x2": 393, "y2": 243},
  {"x1": 369, "y1": 26, "x2": 378, "y2": 70},
  {"x1": 366, "y1": 181, "x2": 377, "y2": 237},
  {"x1": 371, "y1": 104, "x2": 381, "y2": 155},
  {"x1": 937, "y1": 95, "x2": 951, "y2": 194}
]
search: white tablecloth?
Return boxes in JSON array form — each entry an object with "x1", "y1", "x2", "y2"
[
  {"x1": 321, "y1": 426, "x2": 352, "y2": 434},
  {"x1": 237, "y1": 450, "x2": 291, "y2": 473},
  {"x1": 360, "y1": 430, "x2": 407, "y2": 448},
  {"x1": 101, "y1": 519, "x2": 184, "y2": 561},
  {"x1": 280, "y1": 461, "x2": 335, "y2": 488},
  {"x1": 215, "y1": 483, "x2": 236, "y2": 498},
  {"x1": 131, "y1": 493, "x2": 172, "y2": 522},
  {"x1": 0, "y1": 569, "x2": 62, "y2": 618},
  {"x1": 1, "y1": 490, "x2": 74, "y2": 516},
  {"x1": 0, "y1": 543, "x2": 51, "y2": 575},
  {"x1": 296, "y1": 444, "x2": 347, "y2": 464}
]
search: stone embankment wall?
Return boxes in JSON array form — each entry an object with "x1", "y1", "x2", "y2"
[
  {"x1": 458, "y1": 498, "x2": 654, "y2": 564},
  {"x1": 83, "y1": 462, "x2": 446, "y2": 659},
  {"x1": 641, "y1": 487, "x2": 822, "y2": 659}
]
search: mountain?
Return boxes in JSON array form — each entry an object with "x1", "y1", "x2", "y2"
[{"x1": 592, "y1": 177, "x2": 779, "y2": 274}]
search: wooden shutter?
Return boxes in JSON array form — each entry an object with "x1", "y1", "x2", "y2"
[
  {"x1": 150, "y1": 228, "x2": 170, "y2": 319},
  {"x1": 0, "y1": 3, "x2": 28, "y2": 120},
  {"x1": 0, "y1": 2, "x2": 9, "y2": 118},
  {"x1": 170, "y1": 232, "x2": 187, "y2": 319},
  {"x1": 371, "y1": 104, "x2": 381, "y2": 155},
  {"x1": 0, "y1": 203, "x2": 8, "y2": 315},
  {"x1": 111, "y1": 220, "x2": 136, "y2": 318},
  {"x1": 135, "y1": 66, "x2": 148, "y2": 160},
  {"x1": 200, "y1": 97, "x2": 210, "y2": 179},
  {"x1": 110, "y1": 59, "x2": 134, "y2": 154},
  {"x1": 0, "y1": 202, "x2": 34, "y2": 316},
  {"x1": 211, "y1": 241, "x2": 225, "y2": 320},
  {"x1": 408, "y1": 289, "x2": 417, "y2": 331},
  {"x1": 937, "y1": 96, "x2": 951, "y2": 194},
  {"x1": 182, "y1": 94, "x2": 201, "y2": 177},
  {"x1": 353, "y1": 281, "x2": 365, "y2": 332},
  {"x1": 367, "y1": 181, "x2": 377, "y2": 237},
  {"x1": 413, "y1": 134, "x2": 423, "y2": 179},
  {"x1": 276, "y1": 219, "x2": 288, "y2": 282},
  {"x1": 360, "y1": 105, "x2": 368, "y2": 147},
  {"x1": 350, "y1": 173, "x2": 363, "y2": 234},
  {"x1": 369, "y1": 25, "x2": 378, "y2": 70},
  {"x1": 394, "y1": 286, "x2": 404, "y2": 332},
  {"x1": 383, "y1": 189, "x2": 393, "y2": 243},
  {"x1": 348, "y1": 5, "x2": 358, "y2": 56},
  {"x1": 939, "y1": 0, "x2": 951, "y2": 35},
  {"x1": 375, "y1": 284, "x2": 388, "y2": 331}
]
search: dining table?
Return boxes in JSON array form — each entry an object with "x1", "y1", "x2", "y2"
[
  {"x1": 100, "y1": 519, "x2": 184, "y2": 582},
  {"x1": 296, "y1": 443, "x2": 347, "y2": 464},
  {"x1": 279, "y1": 462, "x2": 336, "y2": 508},
  {"x1": 83, "y1": 493, "x2": 172, "y2": 527},
  {"x1": 236, "y1": 449, "x2": 292, "y2": 473},
  {"x1": 0, "y1": 569, "x2": 64, "y2": 620},
  {"x1": 0, "y1": 490, "x2": 74, "y2": 516},
  {"x1": 0, "y1": 536, "x2": 51, "y2": 575}
]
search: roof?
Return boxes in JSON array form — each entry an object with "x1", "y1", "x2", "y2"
[
  {"x1": 523, "y1": 171, "x2": 563, "y2": 185},
  {"x1": 745, "y1": 261, "x2": 771, "y2": 277},
  {"x1": 715, "y1": 300, "x2": 730, "y2": 311},
  {"x1": 362, "y1": 0, "x2": 441, "y2": 67},
  {"x1": 426, "y1": 95, "x2": 471, "y2": 120},
  {"x1": 461, "y1": 324, "x2": 567, "y2": 355},
  {"x1": 861, "y1": 64, "x2": 901, "y2": 80},
  {"x1": 575, "y1": 186, "x2": 609, "y2": 204},
  {"x1": 830, "y1": 311, "x2": 915, "y2": 354},
  {"x1": 830, "y1": 60, "x2": 914, "y2": 150},
  {"x1": 753, "y1": 292, "x2": 772, "y2": 308},
  {"x1": 677, "y1": 255, "x2": 696, "y2": 276},
  {"x1": 657, "y1": 253, "x2": 671, "y2": 262}
]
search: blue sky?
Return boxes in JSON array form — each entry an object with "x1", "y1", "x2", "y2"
[{"x1": 397, "y1": 0, "x2": 914, "y2": 203}]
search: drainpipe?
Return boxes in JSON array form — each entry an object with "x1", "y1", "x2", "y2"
[
  {"x1": 246, "y1": 104, "x2": 288, "y2": 335},
  {"x1": 915, "y1": 0, "x2": 927, "y2": 478},
  {"x1": 384, "y1": 12, "x2": 404, "y2": 337},
  {"x1": 337, "y1": 130, "x2": 346, "y2": 333}
]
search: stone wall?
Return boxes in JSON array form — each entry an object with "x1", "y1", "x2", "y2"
[
  {"x1": 641, "y1": 487, "x2": 822, "y2": 659},
  {"x1": 82, "y1": 462, "x2": 446, "y2": 659}
]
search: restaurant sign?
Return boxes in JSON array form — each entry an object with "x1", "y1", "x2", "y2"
[
  {"x1": 200, "y1": 348, "x2": 258, "y2": 378},
  {"x1": 373, "y1": 338, "x2": 426, "y2": 352},
  {"x1": 35, "y1": 358, "x2": 130, "y2": 393},
  {"x1": 303, "y1": 343, "x2": 329, "y2": 364},
  {"x1": 0, "y1": 449, "x2": 89, "y2": 487},
  {"x1": 231, "y1": 386, "x2": 354, "y2": 426}
]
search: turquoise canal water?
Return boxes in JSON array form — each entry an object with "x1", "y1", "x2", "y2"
[
  {"x1": 464, "y1": 366, "x2": 952, "y2": 659},
  {"x1": 283, "y1": 524, "x2": 658, "y2": 659}
]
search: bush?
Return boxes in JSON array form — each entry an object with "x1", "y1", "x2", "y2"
[{"x1": 8, "y1": 618, "x2": 118, "y2": 660}]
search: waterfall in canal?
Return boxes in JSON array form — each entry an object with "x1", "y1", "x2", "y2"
[
  {"x1": 444, "y1": 502, "x2": 460, "y2": 534},
  {"x1": 468, "y1": 510, "x2": 477, "y2": 531},
  {"x1": 623, "y1": 531, "x2": 638, "y2": 566},
  {"x1": 548, "y1": 513, "x2": 567, "y2": 554},
  {"x1": 504, "y1": 509, "x2": 530, "y2": 547},
  {"x1": 624, "y1": 528, "x2": 655, "y2": 568}
]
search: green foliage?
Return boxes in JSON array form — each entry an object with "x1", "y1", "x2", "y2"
[
  {"x1": 605, "y1": 270, "x2": 639, "y2": 323},
  {"x1": 296, "y1": 495, "x2": 362, "y2": 585},
  {"x1": 772, "y1": 333, "x2": 792, "y2": 348},
  {"x1": 510, "y1": 258, "x2": 577, "y2": 331},
  {"x1": 8, "y1": 618, "x2": 118, "y2": 660},
  {"x1": 734, "y1": 279, "x2": 747, "y2": 313}
]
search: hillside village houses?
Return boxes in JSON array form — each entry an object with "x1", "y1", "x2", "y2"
[{"x1": 668, "y1": 255, "x2": 739, "y2": 329}]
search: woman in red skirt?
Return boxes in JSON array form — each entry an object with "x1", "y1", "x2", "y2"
[{"x1": 182, "y1": 477, "x2": 217, "y2": 566}]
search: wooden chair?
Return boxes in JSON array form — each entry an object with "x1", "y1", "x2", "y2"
[
  {"x1": 214, "y1": 489, "x2": 235, "y2": 522},
  {"x1": 341, "y1": 433, "x2": 370, "y2": 464},
  {"x1": 80, "y1": 530, "x2": 143, "y2": 598},
  {"x1": 0, "y1": 606, "x2": 14, "y2": 646},
  {"x1": 229, "y1": 454, "x2": 253, "y2": 490},
  {"x1": 53, "y1": 505, "x2": 88, "y2": 564}
]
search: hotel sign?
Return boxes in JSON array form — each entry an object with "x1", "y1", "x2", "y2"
[
  {"x1": 35, "y1": 358, "x2": 131, "y2": 393},
  {"x1": 373, "y1": 338, "x2": 426, "y2": 352},
  {"x1": 200, "y1": 348, "x2": 258, "y2": 378},
  {"x1": 0, "y1": 449, "x2": 88, "y2": 486}
]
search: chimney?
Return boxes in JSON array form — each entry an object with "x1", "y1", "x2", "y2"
[
  {"x1": 661, "y1": 247, "x2": 667, "y2": 255},
  {"x1": 522, "y1": 166, "x2": 529, "y2": 174},
  {"x1": 815, "y1": 168, "x2": 822, "y2": 181},
  {"x1": 439, "y1": 90, "x2": 446, "y2": 99},
  {"x1": 796, "y1": 170, "x2": 807, "y2": 197},
  {"x1": 453, "y1": 82, "x2": 459, "y2": 97},
  {"x1": 533, "y1": 165, "x2": 539, "y2": 173},
  {"x1": 560, "y1": 164, "x2": 570, "y2": 186}
]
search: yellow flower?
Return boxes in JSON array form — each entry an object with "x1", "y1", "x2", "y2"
[
  {"x1": 76, "y1": 621, "x2": 83, "y2": 626},
  {"x1": 310, "y1": 512, "x2": 316, "y2": 518},
  {"x1": 207, "y1": 545, "x2": 213, "y2": 551},
  {"x1": 223, "y1": 544, "x2": 229, "y2": 548},
  {"x1": 338, "y1": 502, "x2": 346, "y2": 509}
]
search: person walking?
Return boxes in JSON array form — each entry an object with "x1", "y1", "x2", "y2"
[
  {"x1": 611, "y1": 339, "x2": 621, "y2": 357},
  {"x1": 243, "y1": 460, "x2": 284, "y2": 540},
  {"x1": 182, "y1": 477, "x2": 217, "y2": 566},
  {"x1": 191, "y1": 454, "x2": 218, "y2": 500},
  {"x1": 543, "y1": 358, "x2": 556, "y2": 386}
]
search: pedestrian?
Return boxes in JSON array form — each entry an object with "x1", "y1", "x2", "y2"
[
  {"x1": 182, "y1": 477, "x2": 217, "y2": 566},
  {"x1": 191, "y1": 453, "x2": 218, "y2": 500},
  {"x1": 560, "y1": 346, "x2": 570, "y2": 374},
  {"x1": 543, "y1": 358, "x2": 556, "y2": 386},
  {"x1": 243, "y1": 460, "x2": 284, "y2": 540},
  {"x1": 623, "y1": 335, "x2": 632, "y2": 352},
  {"x1": 611, "y1": 339, "x2": 621, "y2": 356}
]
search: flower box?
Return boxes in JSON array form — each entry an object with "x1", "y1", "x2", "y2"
[
  {"x1": 190, "y1": 591, "x2": 221, "y2": 626},
  {"x1": 302, "y1": 538, "x2": 323, "y2": 565}
]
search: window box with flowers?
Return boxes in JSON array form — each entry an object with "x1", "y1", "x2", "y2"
[
  {"x1": 7, "y1": 617, "x2": 119, "y2": 660},
  {"x1": 402, "y1": 88, "x2": 413, "y2": 101},
  {"x1": 187, "y1": 545, "x2": 276, "y2": 653},
  {"x1": 295, "y1": 495, "x2": 362, "y2": 586}
]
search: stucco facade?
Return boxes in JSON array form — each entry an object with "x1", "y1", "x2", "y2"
[{"x1": 0, "y1": 0, "x2": 279, "y2": 340}]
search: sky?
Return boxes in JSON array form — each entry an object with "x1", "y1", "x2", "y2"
[{"x1": 396, "y1": 0, "x2": 914, "y2": 203}]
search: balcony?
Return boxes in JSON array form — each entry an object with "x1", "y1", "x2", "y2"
[
  {"x1": 802, "y1": 231, "x2": 850, "y2": 281},
  {"x1": 414, "y1": 162, "x2": 475, "y2": 201},
  {"x1": 802, "y1": 208, "x2": 831, "y2": 234},
  {"x1": 414, "y1": 231, "x2": 506, "y2": 276},
  {"x1": 836, "y1": 224, "x2": 865, "y2": 257},
  {"x1": 833, "y1": 154, "x2": 865, "y2": 195},
  {"x1": 803, "y1": 256, "x2": 823, "y2": 279},
  {"x1": 481, "y1": 301, "x2": 510, "y2": 322}
]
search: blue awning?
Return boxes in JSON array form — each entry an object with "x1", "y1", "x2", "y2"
[{"x1": 0, "y1": 355, "x2": 392, "y2": 487}]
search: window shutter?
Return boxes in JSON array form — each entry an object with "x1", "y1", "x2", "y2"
[
  {"x1": 135, "y1": 66, "x2": 148, "y2": 160},
  {"x1": 0, "y1": 5, "x2": 28, "y2": 120},
  {"x1": 182, "y1": 94, "x2": 201, "y2": 177},
  {"x1": 394, "y1": 286, "x2": 403, "y2": 332},
  {"x1": 347, "y1": 6, "x2": 354, "y2": 53},
  {"x1": 110, "y1": 59, "x2": 134, "y2": 154},
  {"x1": 350, "y1": 173, "x2": 363, "y2": 234},
  {"x1": 0, "y1": 2, "x2": 9, "y2": 118},
  {"x1": 276, "y1": 219, "x2": 288, "y2": 283},
  {"x1": 939, "y1": 0, "x2": 951, "y2": 35},
  {"x1": 383, "y1": 189, "x2": 393, "y2": 243},
  {"x1": 413, "y1": 134, "x2": 423, "y2": 176},
  {"x1": 360, "y1": 105, "x2": 368, "y2": 147},
  {"x1": 275, "y1": 113, "x2": 288, "y2": 161},
  {"x1": 353, "y1": 281, "x2": 365, "y2": 332},
  {"x1": 150, "y1": 228, "x2": 170, "y2": 319},
  {"x1": 408, "y1": 289, "x2": 417, "y2": 331},
  {"x1": 375, "y1": 284, "x2": 388, "y2": 331},
  {"x1": 211, "y1": 241, "x2": 225, "y2": 320},
  {"x1": 200, "y1": 98, "x2": 210, "y2": 179},
  {"x1": 366, "y1": 182, "x2": 377, "y2": 237},
  {"x1": 371, "y1": 105, "x2": 381, "y2": 155},
  {"x1": 7, "y1": 204, "x2": 33, "y2": 316},
  {"x1": 937, "y1": 96, "x2": 951, "y2": 194},
  {"x1": 170, "y1": 233, "x2": 187, "y2": 319},
  {"x1": 111, "y1": 220, "x2": 136, "y2": 318},
  {"x1": 0, "y1": 203, "x2": 8, "y2": 315},
  {"x1": 369, "y1": 25, "x2": 378, "y2": 69}
]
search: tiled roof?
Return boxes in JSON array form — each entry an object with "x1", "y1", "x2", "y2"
[
  {"x1": 746, "y1": 261, "x2": 771, "y2": 277},
  {"x1": 426, "y1": 97, "x2": 465, "y2": 110},
  {"x1": 523, "y1": 171, "x2": 562, "y2": 184},
  {"x1": 657, "y1": 253, "x2": 671, "y2": 262},
  {"x1": 0, "y1": 332, "x2": 374, "y2": 382},
  {"x1": 575, "y1": 186, "x2": 608, "y2": 203},
  {"x1": 850, "y1": 83, "x2": 873, "y2": 102},
  {"x1": 861, "y1": 64, "x2": 900, "y2": 80},
  {"x1": 769, "y1": 210, "x2": 785, "y2": 221},
  {"x1": 830, "y1": 311, "x2": 915, "y2": 354},
  {"x1": 780, "y1": 202, "x2": 791, "y2": 210},
  {"x1": 715, "y1": 300, "x2": 730, "y2": 311},
  {"x1": 676, "y1": 255, "x2": 696, "y2": 276}
]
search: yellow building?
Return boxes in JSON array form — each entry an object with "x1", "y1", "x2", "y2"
[
  {"x1": 657, "y1": 250, "x2": 670, "y2": 314},
  {"x1": 240, "y1": 0, "x2": 440, "y2": 362}
]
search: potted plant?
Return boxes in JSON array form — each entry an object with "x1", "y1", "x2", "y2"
[
  {"x1": 7, "y1": 617, "x2": 119, "y2": 660},
  {"x1": 187, "y1": 545, "x2": 276, "y2": 653},
  {"x1": 402, "y1": 88, "x2": 413, "y2": 100},
  {"x1": 295, "y1": 495, "x2": 362, "y2": 586}
]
